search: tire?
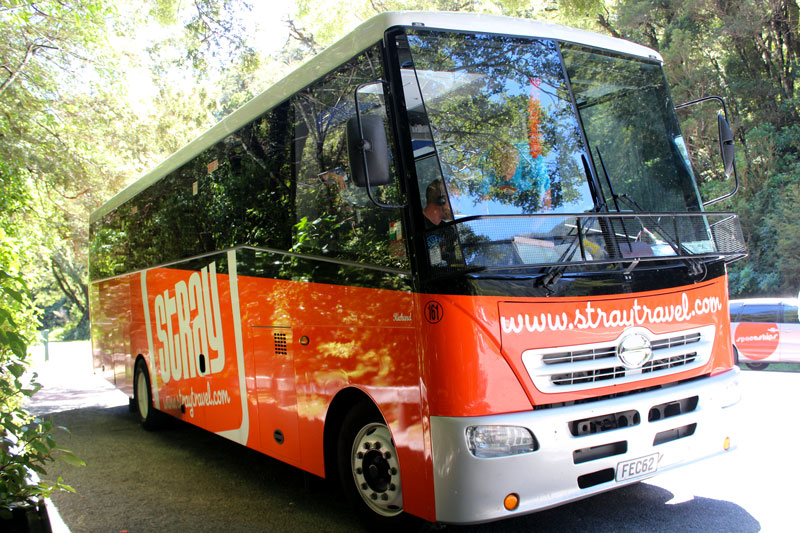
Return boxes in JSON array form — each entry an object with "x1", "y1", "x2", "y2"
[
  {"x1": 337, "y1": 402, "x2": 412, "y2": 530},
  {"x1": 134, "y1": 360, "x2": 160, "y2": 430},
  {"x1": 745, "y1": 362, "x2": 769, "y2": 371},
  {"x1": 732, "y1": 345, "x2": 740, "y2": 366}
]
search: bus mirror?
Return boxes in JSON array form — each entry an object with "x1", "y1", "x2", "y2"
[
  {"x1": 347, "y1": 114, "x2": 391, "y2": 187},
  {"x1": 674, "y1": 95, "x2": 739, "y2": 206},
  {"x1": 718, "y1": 114, "x2": 735, "y2": 178}
]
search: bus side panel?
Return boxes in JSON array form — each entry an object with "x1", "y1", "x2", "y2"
[
  {"x1": 89, "y1": 277, "x2": 133, "y2": 391},
  {"x1": 238, "y1": 274, "x2": 434, "y2": 522},
  {"x1": 137, "y1": 256, "x2": 250, "y2": 441}
]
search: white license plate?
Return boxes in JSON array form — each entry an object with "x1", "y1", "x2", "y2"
[{"x1": 615, "y1": 453, "x2": 659, "y2": 482}]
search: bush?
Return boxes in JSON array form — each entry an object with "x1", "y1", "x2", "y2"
[{"x1": 0, "y1": 268, "x2": 84, "y2": 518}]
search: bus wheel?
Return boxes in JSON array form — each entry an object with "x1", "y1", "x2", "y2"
[
  {"x1": 134, "y1": 360, "x2": 159, "y2": 430},
  {"x1": 338, "y1": 403, "x2": 406, "y2": 528},
  {"x1": 745, "y1": 362, "x2": 768, "y2": 371},
  {"x1": 733, "y1": 345, "x2": 740, "y2": 366}
]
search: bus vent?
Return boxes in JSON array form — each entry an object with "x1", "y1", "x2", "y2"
[
  {"x1": 653, "y1": 423, "x2": 697, "y2": 446},
  {"x1": 274, "y1": 333, "x2": 288, "y2": 356},
  {"x1": 522, "y1": 325, "x2": 714, "y2": 394},
  {"x1": 569, "y1": 409, "x2": 641, "y2": 436}
]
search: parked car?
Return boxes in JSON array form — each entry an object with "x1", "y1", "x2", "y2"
[{"x1": 729, "y1": 298, "x2": 800, "y2": 370}]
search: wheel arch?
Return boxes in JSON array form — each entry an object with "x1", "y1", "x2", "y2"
[{"x1": 323, "y1": 387, "x2": 383, "y2": 481}]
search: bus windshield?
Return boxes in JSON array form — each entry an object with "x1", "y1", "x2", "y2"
[
  {"x1": 560, "y1": 43, "x2": 704, "y2": 214},
  {"x1": 404, "y1": 31, "x2": 595, "y2": 219},
  {"x1": 402, "y1": 30, "x2": 717, "y2": 270}
]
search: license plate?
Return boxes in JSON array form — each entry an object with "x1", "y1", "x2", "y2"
[{"x1": 615, "y1": 453, "x2": 659, "y2": 482}]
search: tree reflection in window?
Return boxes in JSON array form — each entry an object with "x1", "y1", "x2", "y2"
[{"x1": 403, "y1": 30, "x2": 595, "y2": 218}]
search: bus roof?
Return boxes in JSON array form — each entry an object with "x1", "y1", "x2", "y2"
[{"x1": 90, "y1": 11, "x2": 662, "y2": 225}]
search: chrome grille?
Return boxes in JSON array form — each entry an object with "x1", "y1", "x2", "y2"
[{"x1": 522, "y1": 326, "x2": 715, "y2": 393}]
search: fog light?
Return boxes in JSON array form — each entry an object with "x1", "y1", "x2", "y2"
[
  {"x1": 504, "y1": 493, "x2": 520, "y2": 511},
  {"x1": 724, "y1": 436, "x2": 731, "y2": 451},
  {"x1": 466, "y1": 425, "x2": 537, "y2": 458}
]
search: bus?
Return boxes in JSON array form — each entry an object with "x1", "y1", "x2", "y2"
[
  {"x1": 730, "y1": 298, "x2": 800, "y2": 370},
  {"x1": 89, "y1": 11, "x2": 747, "y2": 527}
]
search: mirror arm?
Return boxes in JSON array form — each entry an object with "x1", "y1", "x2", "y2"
[
  {"x1": 675, "y1": 95, "x2": 739, "y2": 207},
  {"x1": 353, "y1": 80, "x2": 405, "y2": 209}
]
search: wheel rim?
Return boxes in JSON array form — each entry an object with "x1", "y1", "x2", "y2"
[
  {"x1": 350, "y1": 423, "x2": 402, "y2": 517},
  {"x1": 136, "y1": 368, "x2": 150, "y2": 419}
]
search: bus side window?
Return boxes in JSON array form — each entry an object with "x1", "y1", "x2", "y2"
[
  {"x1": 781, "y1": 303, "x2": 799, "y2": 324},
  {"x1": 729, "y1": 302, "x2": 741, "y2": 323},
  {"x1": 739, "y1": 304, "x2": 778, "y2": 323},
  {"x1": 291, "y1": 43, "x2": 408, "y2": 270}
]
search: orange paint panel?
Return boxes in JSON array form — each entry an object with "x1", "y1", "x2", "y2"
[
  {"x1": 419, "y1": 295, "x2": 532, "y2": 417},
  {"x1": 235, "y1": 273, "x2": 435, "y2": 521},
  {"x1": 137, "y1": 257, "x2": 248, "y2": 442},
  {"x1": 420, "y1": 277, "x2": 733, "y2": 412}
]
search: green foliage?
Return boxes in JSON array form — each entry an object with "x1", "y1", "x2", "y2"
[
  {"x1": 0, "y1": 269, "x2": 84, "y2": 516},
  {"x1": 552, "y1": 0, "x2": 800, "y2": 297}
]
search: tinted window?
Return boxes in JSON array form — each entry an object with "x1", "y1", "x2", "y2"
[
  {"x1": 729, "y1": 302, "x2": 742, "y2": 322},
  {"x1": 782, "y1": 304, "x2": 799, "y2": 324},
  {"x1": 404, "y1": 31, "x2": 595, "y2": 217},
  {"x1": 90, "y1": 102, "x2": 294, "y2": 280},
  {"x1": 739, "y1": 304, "x2": 778, "y2": 323},
  {"x1": 291, "y1": 43, "x2": 408, "y2": 270}
]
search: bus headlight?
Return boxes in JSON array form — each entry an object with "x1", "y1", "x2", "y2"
[{"x1": 466, "y1": 425, "x2": 538, "y2": 458}]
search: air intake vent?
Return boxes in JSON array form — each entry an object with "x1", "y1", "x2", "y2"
[{"x1": 274, "y1": 332, "x2": 287, "y2": 356}]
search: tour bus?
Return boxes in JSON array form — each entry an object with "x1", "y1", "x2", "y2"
[
  {"x1": 89, "y1": 11, "x2": 747, "y2": 527},
  {"x1": 730, "y1": 298, "x2": 800, "y2": 370}
]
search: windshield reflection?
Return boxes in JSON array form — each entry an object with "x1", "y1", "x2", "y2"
[
  {"x1": 561, "y1": 44, "x2": 704, "y2": 214},
  {"x1": 404, "y1": 31, "x2": 595, "y2": 219},
  {"x1": 401, "y1": 30, "x2": 719, "y2": 271}
]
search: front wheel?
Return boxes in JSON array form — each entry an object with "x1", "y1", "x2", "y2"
[
  {"x1": 338, "y1": 403, "x2": 410, "y2": 529},
  {"x1": 745, "y1": 362, "x2": 769, "y2": 371}
]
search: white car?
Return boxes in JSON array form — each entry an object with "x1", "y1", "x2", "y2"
[{"x1": 730, "y1": 298, "x2": 800, "y2": 370}]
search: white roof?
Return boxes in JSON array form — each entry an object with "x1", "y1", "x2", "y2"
[{"x1": 90, "y1": 11, "x2": 662, "y2": 224}]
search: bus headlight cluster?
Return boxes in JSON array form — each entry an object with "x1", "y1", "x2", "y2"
[{"x1": 466, "y1": 425, "x2": 537, "y2": 458}]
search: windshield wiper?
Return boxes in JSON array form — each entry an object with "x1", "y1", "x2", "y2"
[
  {"x1": 535, "y1": 155, "x2": 604, "y2": 292},
  {"x1": 594, "y1": 148, "x2": 704, "y2": 277}
]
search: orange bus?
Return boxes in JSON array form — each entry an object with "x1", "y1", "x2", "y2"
[{"x1": 89, "y1": 12, "x2": 747, "y2": 527}]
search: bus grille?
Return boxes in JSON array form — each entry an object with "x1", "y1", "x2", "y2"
[{"x1": 522, "y1": 326, "x2": 714, "y2": 393}]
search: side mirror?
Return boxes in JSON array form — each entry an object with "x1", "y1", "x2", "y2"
[
  {"x1": 718, "y1": 114, "x2": 735, "y2": 178},
  {"x1": 675, "y1": 95, "x2": 739, "y2": 206},
  {"x1": 346, "y1": 114, "x2": 391, "y2": 187}
]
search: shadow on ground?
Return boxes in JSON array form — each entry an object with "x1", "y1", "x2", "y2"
[{"x1": 41, "y1": 404, "x2": 760, "y2": 533}]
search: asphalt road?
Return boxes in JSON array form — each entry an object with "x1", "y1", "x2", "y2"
[{"x1": 28, "y1": 343, "x2": 799, "y2": 532}]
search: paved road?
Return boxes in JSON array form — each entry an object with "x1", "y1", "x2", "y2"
[{"x1": 28, "y1": 343, "x2": 799, "y2": 532}]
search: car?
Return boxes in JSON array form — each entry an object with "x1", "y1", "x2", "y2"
[{"x1": 729, "y1": 297, "x2": 800, "y2": 370}]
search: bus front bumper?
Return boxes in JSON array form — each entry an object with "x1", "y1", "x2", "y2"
[{"x1": 429, "y1": 368, "x2": 740, "y2": 524}]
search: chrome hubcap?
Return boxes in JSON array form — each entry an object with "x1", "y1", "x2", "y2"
[{"x1": 351, "y1": 423, "x2": 402, "y2": 516}]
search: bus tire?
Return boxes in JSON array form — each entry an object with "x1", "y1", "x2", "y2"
[
  {"x1": 732, "y1": 345, "x2": 740, "y2": 366},
  {"x1": 337, "y1": 402, "x2": 411, "y2": 530},
  {"x1": 745, "y1": 362, "x2": 768, "y2": 371},
  {"x1": 134, "y1": 360, "x2": 160, "y2": 430}
]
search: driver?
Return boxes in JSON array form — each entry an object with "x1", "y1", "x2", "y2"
[{"x1": 421, "y1": 179, "x2": 459, "y2": 266}]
